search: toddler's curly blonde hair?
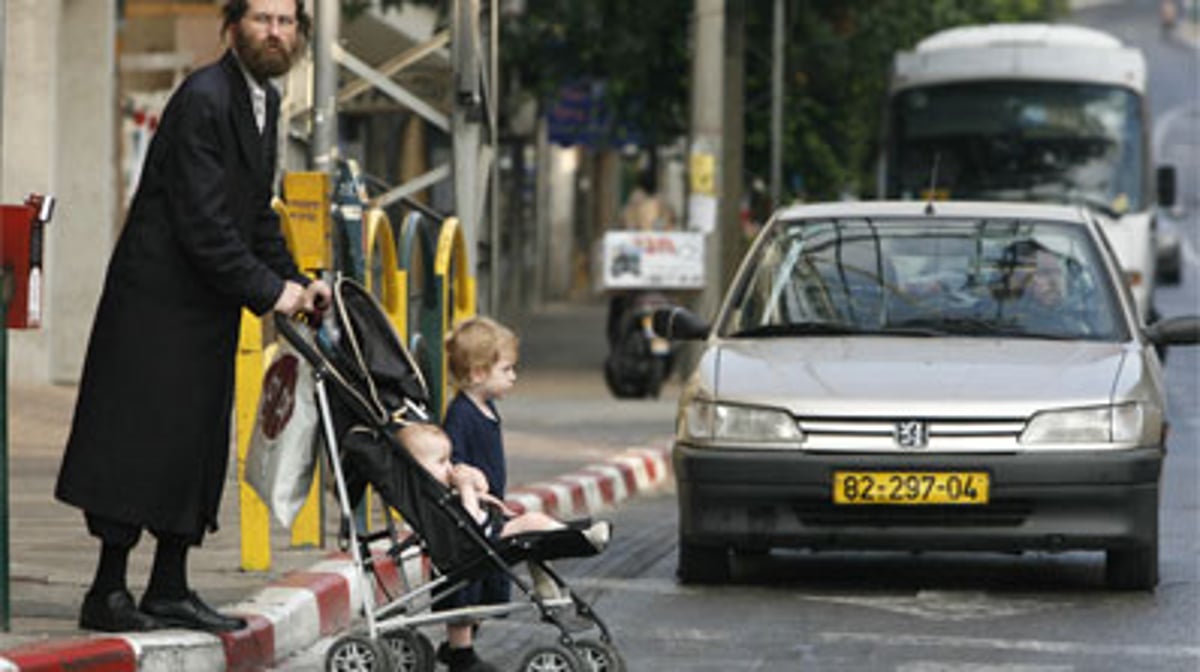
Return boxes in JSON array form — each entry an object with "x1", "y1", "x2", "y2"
[{"x1": 445, "y1": 317, "x2": 519, "y2": 389}]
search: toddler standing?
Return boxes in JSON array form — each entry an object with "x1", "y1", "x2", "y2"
[{"x1": 437, "y1": 317, "x2": 519, "y2": 672}]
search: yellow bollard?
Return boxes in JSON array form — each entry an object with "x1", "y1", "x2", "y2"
[
  {"x1": 237, "y1": 176, "x2": 334, "y2": 568},
  {"x1": 236, "y1": 312, "x2": 271, "y2": 571},
  {"x1": 276, "y1": 175, "x2": 332, "y2": 549},
  {"x1": 364, "y1": 208, "x2": 404, "y2": 335},
  {"x1": 436, "y1": 218, "x2": 476, "y2": 416}
]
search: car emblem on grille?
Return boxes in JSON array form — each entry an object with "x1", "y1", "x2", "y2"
[{"x1": 895, "y1": 420, "x2": 929, "y2": 449}]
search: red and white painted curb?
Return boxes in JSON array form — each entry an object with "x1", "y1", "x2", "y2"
[{"x1": 0, "y1": 445, "x2": 672, "y2": 671}]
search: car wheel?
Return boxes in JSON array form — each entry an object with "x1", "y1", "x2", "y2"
[
  {"x1": 677, "y1": 540, "x2": 731, "y2": 584},
  {"x1": 1106, "y1": 541, "x2": 1158, "y2": 591}
]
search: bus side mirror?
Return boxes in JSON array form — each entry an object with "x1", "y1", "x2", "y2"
[{"x1": 1156, "y1": 165, "x2": 1176, "y2": 209}]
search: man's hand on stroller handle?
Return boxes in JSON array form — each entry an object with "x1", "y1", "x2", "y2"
[
  {"x1": 272, "y1": 279, "x2": 332, "y2": 319},
  {"x1": 304, "y1": 280, "x2": 332, "y2": 314}
]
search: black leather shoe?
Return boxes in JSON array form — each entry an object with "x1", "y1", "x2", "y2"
[
  {"x1": 79, "y1": 589, "x2": 165, "y2": 632},
  {"x1": 139, "y1": 591, "x2": 248, "y2": 633}
]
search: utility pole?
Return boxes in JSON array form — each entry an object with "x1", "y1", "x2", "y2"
[
  {"x1": 770, "y1": 0, "x2": 784, "y2": 205},
  {"x1": 311, "y1": 0, "x2": 338, "y2": 172},
  {"x1": 689, "y1": 0, "x2": 744, "y2": 321},
  {"x1": 451, "y1": 0, "x2": 493, "y2": 314}
]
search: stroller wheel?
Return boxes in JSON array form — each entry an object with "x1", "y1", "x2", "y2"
[
  {"x1": 325, "y1": 634, "x2": 392, "y2": 672},
  {"x1": 573, "y1": 638, "x2": 626, "y2": 672},
  {"x1": 382, "y1": 628, "x2": 434, "y2": 672},
  {"x1": 516, "y1": 642, "x2": 586, "y2": 672}
]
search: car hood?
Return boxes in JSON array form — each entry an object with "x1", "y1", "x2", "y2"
[{"x1": 707, "y1": 337, "x2": 1132, "y2": 417}]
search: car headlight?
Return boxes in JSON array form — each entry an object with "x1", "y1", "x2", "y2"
[
  {"x1": 682, "y1": 400, "x2": 803, "y2": 448},
  {"x1": 1020, "y1": 403, "x2": 1147, "y2": 445}
]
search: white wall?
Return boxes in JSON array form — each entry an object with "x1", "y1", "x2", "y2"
[
  {"x1": 3, "y1": 0, "x2": 61, "y2": 383},
  {"x1": 51, "y1": 0, "x2": 117, "y2": 383},
  {"x1": 2, "y1": 0, "x2": 116, "y2": 384}
]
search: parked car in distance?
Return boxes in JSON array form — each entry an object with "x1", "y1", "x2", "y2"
[{"x1": 658, "y1": 200, "x2": 1200, "y2": 591}]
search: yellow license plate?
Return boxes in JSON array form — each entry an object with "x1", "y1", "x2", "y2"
[{"x1": 833, "y1": 471, "x2": 990, "y2": 505}]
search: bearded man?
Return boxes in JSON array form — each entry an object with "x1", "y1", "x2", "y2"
[{"x1": 55, "y1": 0, "x2": 330, "y2": 633}]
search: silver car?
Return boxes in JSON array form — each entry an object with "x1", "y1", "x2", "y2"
[{"x1": 659, "y1": 200, "x2": 1200, "y2": 590}]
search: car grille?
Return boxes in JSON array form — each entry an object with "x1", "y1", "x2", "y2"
[{"x1": 798, "y1": 417, "x2": 1027, "y2": 453}]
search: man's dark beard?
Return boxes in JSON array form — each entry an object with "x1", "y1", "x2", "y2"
[{"x1": 233, "y1": 27, "x2": 299, "y2": 81}]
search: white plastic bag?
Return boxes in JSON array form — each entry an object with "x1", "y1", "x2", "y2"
[{"x1": 245, "y1": 335, "x2": 320, "y2": 528}]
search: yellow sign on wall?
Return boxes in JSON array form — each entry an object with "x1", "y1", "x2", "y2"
[
  {"x1": 689, "y1": 152, "x2": 716, "y2": 195},
  {"x1": 279, "y1": 172, "x2": 332, "y2": 274}
]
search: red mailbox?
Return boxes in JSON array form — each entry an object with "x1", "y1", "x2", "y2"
[{"x1": 0, "y1": 194, "x2": 54, "y2": 329}]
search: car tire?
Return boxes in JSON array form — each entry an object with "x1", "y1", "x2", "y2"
[
  {"x1": 1106, "y1": 541, "x2": 1158, "y2": 591},
  {"x1": 677, "y1": 540, "x2": 731, "y2": 584},
  {"x1": 1106, "y1": 495, "x2": 1159, "y2": 592}
]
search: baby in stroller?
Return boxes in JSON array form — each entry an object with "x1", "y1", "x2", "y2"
[{"x1": 398, "y1": 423, "x2": 611, "y2": 552}]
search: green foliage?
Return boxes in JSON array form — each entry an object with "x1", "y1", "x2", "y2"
[
  {"x1": 744, "y1": 0, "x2": 1065, "y2": 201},
  {"x1": 501, "y1": 0, "x2": 693, "y2": 146}
]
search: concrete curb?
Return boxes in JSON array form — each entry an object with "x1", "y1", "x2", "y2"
[{"x1": 0, "y1": 445, "x2": 673, "y2": 671}]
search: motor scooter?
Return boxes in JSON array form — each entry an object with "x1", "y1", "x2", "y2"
[{"x1": 603, "y1": 290, "x2": 673, "y2": 399}]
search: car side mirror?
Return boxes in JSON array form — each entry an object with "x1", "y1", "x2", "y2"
[
  {"x1": 1156, "y1": 165, "x2": 1177, "y2": 209},
  {"x1": 1146, "y1": 315, "x2": 1200, "y2": 346},
  {"x1": 652, "y1": 306, "x2": 710, "y2": 341}
]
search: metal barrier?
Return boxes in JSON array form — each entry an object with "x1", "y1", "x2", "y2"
[
  {"x1": 234, "y1": 163, "x2": 477, "y2": 570},
  {"x1": 236, "y1": 175, "x2": 331, "y2": 571}
]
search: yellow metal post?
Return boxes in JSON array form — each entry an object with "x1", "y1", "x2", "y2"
[
  {"x1": 364, "y1": 208, "x2": 404, "y2": 334},
  {"x1": 434, "y1": 217, "x2": 476, "y2": 418},
  {"x1": 236, "y1": 313, "x2": 271, "y2": 571},
  {"x1": 277, "y1": 173, "x2": 332, "y2": 548}
]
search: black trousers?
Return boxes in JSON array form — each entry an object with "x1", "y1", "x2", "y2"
[{"x1": 85, "y1": 512, "x2": 203, "y2": 548}]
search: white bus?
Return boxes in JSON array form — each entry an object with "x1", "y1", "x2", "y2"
[{"x1": 878, "y1": 23, "x2": 1177, "y2": 320}]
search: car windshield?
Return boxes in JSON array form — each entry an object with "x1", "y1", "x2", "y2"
[
  {"x1": 885, "y1": 82, "x2": 1145, "y2": 214},
  {"x1": 721, "y1": 217, "x2": 1128, "y2": 341}
]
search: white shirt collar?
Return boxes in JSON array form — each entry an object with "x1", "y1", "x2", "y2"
[{"x1": 231, "y1": 50, "x2": 268, "y2": 132}]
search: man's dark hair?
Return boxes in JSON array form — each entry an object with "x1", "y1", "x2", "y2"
[{"x1": 222, "y1": 0, "x2": 312, "y2": 40}]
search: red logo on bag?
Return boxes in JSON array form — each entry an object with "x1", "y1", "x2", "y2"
[{"x1": 260, "y1": 353, "x2": 299, "y2": 440}]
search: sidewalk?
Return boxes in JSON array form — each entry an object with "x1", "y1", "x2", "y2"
[{"x1": 0, "y1": 299, "x2": 678, "y2": 670}]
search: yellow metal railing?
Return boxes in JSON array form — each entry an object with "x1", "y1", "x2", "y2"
[{"x1": 237, "y1": 175, "x2": 475, "y2": 570}]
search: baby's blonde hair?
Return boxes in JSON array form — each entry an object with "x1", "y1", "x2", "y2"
[
  {"x1": 445, "y1": 316, "x2": 518, "y2": 389},
  {"x1": 397, "y1": 422, "x2": 449, "y2": 462}
]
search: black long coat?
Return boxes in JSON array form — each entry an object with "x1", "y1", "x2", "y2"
[{"x1": 55, "y1": 51, "x2": 306, "y2": 538}]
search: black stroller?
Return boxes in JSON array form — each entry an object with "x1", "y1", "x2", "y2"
[{"x1": 276, "y1": 277, "x2": 623, "y2": 672}]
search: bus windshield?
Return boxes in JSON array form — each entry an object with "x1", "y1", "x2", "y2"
[{"x1": 885, "y1": 81, "x2": 1144, "y2": 214}]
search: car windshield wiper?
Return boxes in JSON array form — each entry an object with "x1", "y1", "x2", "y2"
[
  {"x1": 888, "y1": 316, "x2": 1002, "y2": 336},
  {"x1": 730, "y1": 321, "x2": 942, "y2": 338},
  {"x1": 891, "y1": 316, "x2": 1084, "y2": 340},
  {"x1": 730, "y1": 321, "x2": 869, "y2": 338}
]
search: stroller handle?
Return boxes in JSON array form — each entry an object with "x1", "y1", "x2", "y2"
[{"x1": 274, "y1": 312, "x2": 325, "y2": 368}]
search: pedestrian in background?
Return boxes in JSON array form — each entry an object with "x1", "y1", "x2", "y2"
[
  {"x1": 620, "y1": 169, "x2": 676, "y2": 232},
  {"x1": 55, "y1": 0, "x2": 329, "y2": 634},
  {"x1": 434, "y1": 317, "x2": 521, "y2": 672}
]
